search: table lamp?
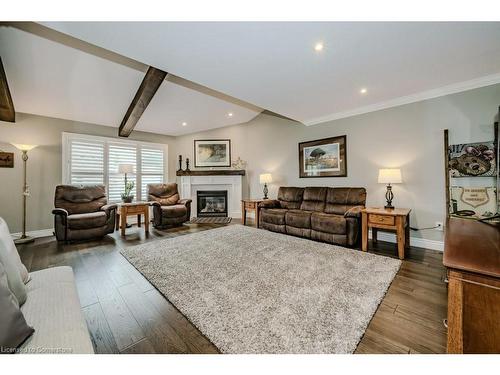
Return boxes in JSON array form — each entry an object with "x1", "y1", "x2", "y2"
[
  {"x1": 378, "y1": 168, "x2": 402, "y2": 209},
  {"x1": 259, "y1": 173, "x2": 273, "y2": 199},
  {"x1": 11, "y1": 144, "x2": 38, "y2": 244}
]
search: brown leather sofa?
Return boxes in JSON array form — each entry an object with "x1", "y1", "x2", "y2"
[
  {"x1": 258, "y1": 186, "x2": 366, "y2": 247},
  {"x1": 147, "y1": 183, "x2": 192, "y2": 228},
  {"x1": 52, "y1": 185, "x2": 117, "y2": 242}
]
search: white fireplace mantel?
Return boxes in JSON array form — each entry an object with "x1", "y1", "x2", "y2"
[{"x1": 179, "y1": 175, "x2": 243, "y2": 218}]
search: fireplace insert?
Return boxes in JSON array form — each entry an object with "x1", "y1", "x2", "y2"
[{"x1": 197, "y1": 190, "x2": 228, "y2": 217}]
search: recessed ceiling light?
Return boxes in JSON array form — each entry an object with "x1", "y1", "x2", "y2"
[
  {"x1": 182, "y1": 122, "x2": 187, "y2": 126},
  {"x1": 314, "y1": 42, "x2": 324, "y2": 52},
  {"x1": 360, "y1": 88, "x2": 368, "y2": 94},
  {"x1": 228, "y1": 112, "x2": 233, "y2": 117}
]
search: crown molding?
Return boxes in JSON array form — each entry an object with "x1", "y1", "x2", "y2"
[{"x1": 304, "y1": 72, "x2": 500, "y2": 126}]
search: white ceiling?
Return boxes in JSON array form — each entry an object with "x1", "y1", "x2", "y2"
[
  {"x1": 0, "y1": 25, "x2": 262, "y2": 136},
  {"x1": 42, "y1": 22, "x2": 500, "y2": 125}
]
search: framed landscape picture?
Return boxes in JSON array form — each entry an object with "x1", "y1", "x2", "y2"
[
  {"x1": 0, "y1": 152, "x2": 14, "y2": 168},
  {"x1": 299, "y1": 135, "x2": 347, "y2": 178},
  {"x1": 194, "y1": 139, "x2": 231, "y2": 168}
]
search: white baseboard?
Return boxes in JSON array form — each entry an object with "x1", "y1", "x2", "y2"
[
  {"x1": 369, "y1": 229, "x2": 444, "y2": 252},
  {"x1": 11, "y1": 229, "x2": 54, "y2": 240}
]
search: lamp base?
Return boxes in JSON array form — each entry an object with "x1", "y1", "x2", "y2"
[
  {"x1": 14, "y1": 235, "x2": 35, "y2": 244},
  {"x1": 384, "y1": 184, "x2": 395, "y2": 210}
]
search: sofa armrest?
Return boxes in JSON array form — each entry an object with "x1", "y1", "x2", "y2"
[
  {"x1": 149, "y1": 201, "x2": 161, "y2": 207},
  {"x1": 52, "y1": 208, "x2": 68, "y2": 216},
  {"x1": 258, "y1": 200, "x2": 280, "y2": 209},
  {"x1": 344, "y1": 206, "x2": 364, "y2": 219},
  {"x1": 178, "y1": 199, "x2": 192, "y2": 206},
  {"x1": 101, "y1": 203, "x2": 117, "y2": 212}
]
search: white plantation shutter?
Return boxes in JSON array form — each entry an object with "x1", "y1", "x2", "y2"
[
  {"x1": 141, "y1": 147, "x2": 164, "y2": 199},
  {"x1": 63, "y1": 133, "x2": 167, "y2": 202},
  {"x1": 69, "y1": 139, "x2": 105, "y2": 185},
  {"x1": 108, "y1": 143, "x2": 137, "y2": 203}
]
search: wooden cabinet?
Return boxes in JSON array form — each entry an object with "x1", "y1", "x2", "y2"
[{"x1": 444, "y1": 218, "x2": 500, "y2": 353}]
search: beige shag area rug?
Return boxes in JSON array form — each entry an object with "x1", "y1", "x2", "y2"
[{"x1": 120, "y1": 225, "x2": 401, "y2": 353}]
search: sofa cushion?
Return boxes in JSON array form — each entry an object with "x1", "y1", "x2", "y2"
[
  {"x1": 300, "y1": 187, "x2": 327, "y2": 212},
  {"x1": 20, "y1": 266, "x2": 94, "y2": 354},
  {"x1": 0, "y1": 217, "x2": 30, "y2": 283},
  {"x1": 260, "y1": 208, "x2": 288, "y2": 226},
  {"x1": 148, "y1": 183, "x2": 180, "y2": 206},
  {"x1": 0, "y1": 262, "x2": 34, "y2": 352},
  {"x1": 260, "y1": 221, "x2": 286, "y2": 234},
  {"x1": 277, "y1": 187, "x2": 304, "y2": 209},
  {"x1": 67, "y1": 211, "x2": 107, "y2": 230},
  {"x1": 0, "y1": 234, "x2": 27, "y2": 306},
  {"x1": 324, "y1": 187, "x2": 367, "y2": 215},
  {"x1": 161, "y1": 204, "x2": 187, "y2": 218},
  {"x1": 286, "y1": 226, "x2": 311, "y2": 238},
  {"x1": 311, "y1": 212, "x2": 347, "y2": 234},
  {"x1": 285, "y1": 209, "x2": 312, "y2": 229},
  {"x1": 311, "y1": 230, "x2": 347, "y2": 246},
  {"x1": 55, "y1": 185, "x2": 107, "y2": 215}
]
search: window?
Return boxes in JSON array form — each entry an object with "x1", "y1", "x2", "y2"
[{"x1": 63, "y1": 132, "x2": 168, "y2": 203}]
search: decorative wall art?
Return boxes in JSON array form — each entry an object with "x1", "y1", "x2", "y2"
[
  {"x1": 450, "y1": 186, "x2": 498, "y2": 220},
  {"x1": 231, "y1": 156, "x2": 247, "y2": 170},
  {"x1": 0, "y1": 152, "x2": 14, "y2": 168},
  {"x1": 299, "y1": 135, "x2": 347, "y2": 178},
  {"x1": 194, "y1": 139, "x2": 231, "y2": 168},
  {"x1": 448, "y1": 142, "x2": 496, "y2": 177}
]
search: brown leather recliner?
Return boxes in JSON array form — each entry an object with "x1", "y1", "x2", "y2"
[
  {"x1": 258, "y1": 186, "x2": 366, "y2": 247},
  {"x1": 147, "y1": 183, "x2": 192, "y2": 228},
  {"x1": 52, "y1": 185, "x2": 117, "y2": 242}
]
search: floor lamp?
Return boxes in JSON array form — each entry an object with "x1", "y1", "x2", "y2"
[{"x1": 11, "y1": 144, "x2": 37, "y2": 244}]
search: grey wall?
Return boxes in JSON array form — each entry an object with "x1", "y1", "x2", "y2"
[
  {"x1": 1, "y1": 84, "x2": 499, "y2": 240},
  {"x1": 0, "y1": 113, "x2": 175, "y2": 233},
  {"x1": 173, "y1": 84, "x2": 500, "y2": 242}
]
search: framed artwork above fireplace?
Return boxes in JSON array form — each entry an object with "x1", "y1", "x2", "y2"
[{"x1": 194, "y1": 139, "x2": 231, "y2": 168}]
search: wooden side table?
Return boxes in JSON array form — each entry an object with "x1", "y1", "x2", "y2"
[
  {"x1": 361, "y1": 207, "x2": 411, "y2": 259},
  {"x1": 116, "y1": 202, "x2": 150, "y2": 236},
  {"x1": 241, "y1": 199, "x2": 265, "y2": 228}
]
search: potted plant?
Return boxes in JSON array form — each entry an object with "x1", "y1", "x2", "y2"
[{"x1": 121, "y1": 180, "x2": 135, "y2": 203}]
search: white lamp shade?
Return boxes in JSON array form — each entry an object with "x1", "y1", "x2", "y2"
[
  {"x1": 11, "y1": 143, "x2": 37, "y2": 151},
  {"x1": 378, "y1": 169, "x2": 402, "y2": 184},
  {"x1": 118, "y1": 163, "x2": 135, "y2": 174},
  {"x1": 259, "y1": 173, "x2": 273, "y2": 184}
]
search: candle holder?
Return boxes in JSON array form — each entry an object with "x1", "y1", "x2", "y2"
[
  {"x1": 185, "y1": 157, "x2": 191, "y2": 172},
  {"x1": 177, "y1": 155, "x2": 183, "y2": 172}
]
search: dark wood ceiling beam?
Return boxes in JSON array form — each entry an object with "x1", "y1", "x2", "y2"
[
  {"x1": 0, "y1": 57, "x2": 15, "y2": 122},
  {"x1": 119, "y1": 66, "x2": 168, "y2": 137}
]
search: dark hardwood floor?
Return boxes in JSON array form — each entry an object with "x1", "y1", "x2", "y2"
[{"x1": 17, "y1": 220, "x2": 447, "y2": 354}]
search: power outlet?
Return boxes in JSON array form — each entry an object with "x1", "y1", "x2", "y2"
[{"x1": 435, "y1": 222, "x2": 444, "y2": 231}]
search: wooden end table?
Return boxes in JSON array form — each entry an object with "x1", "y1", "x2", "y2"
[
  {"x1": 361, "y1": 207, "x2": 411, "y2": 259},
  {"x1": 241, "y1": 199, "x2": 265, "y2": 228},
  {"x1": 116, "y1": 202, "x2": 150, "y2": 236}
]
